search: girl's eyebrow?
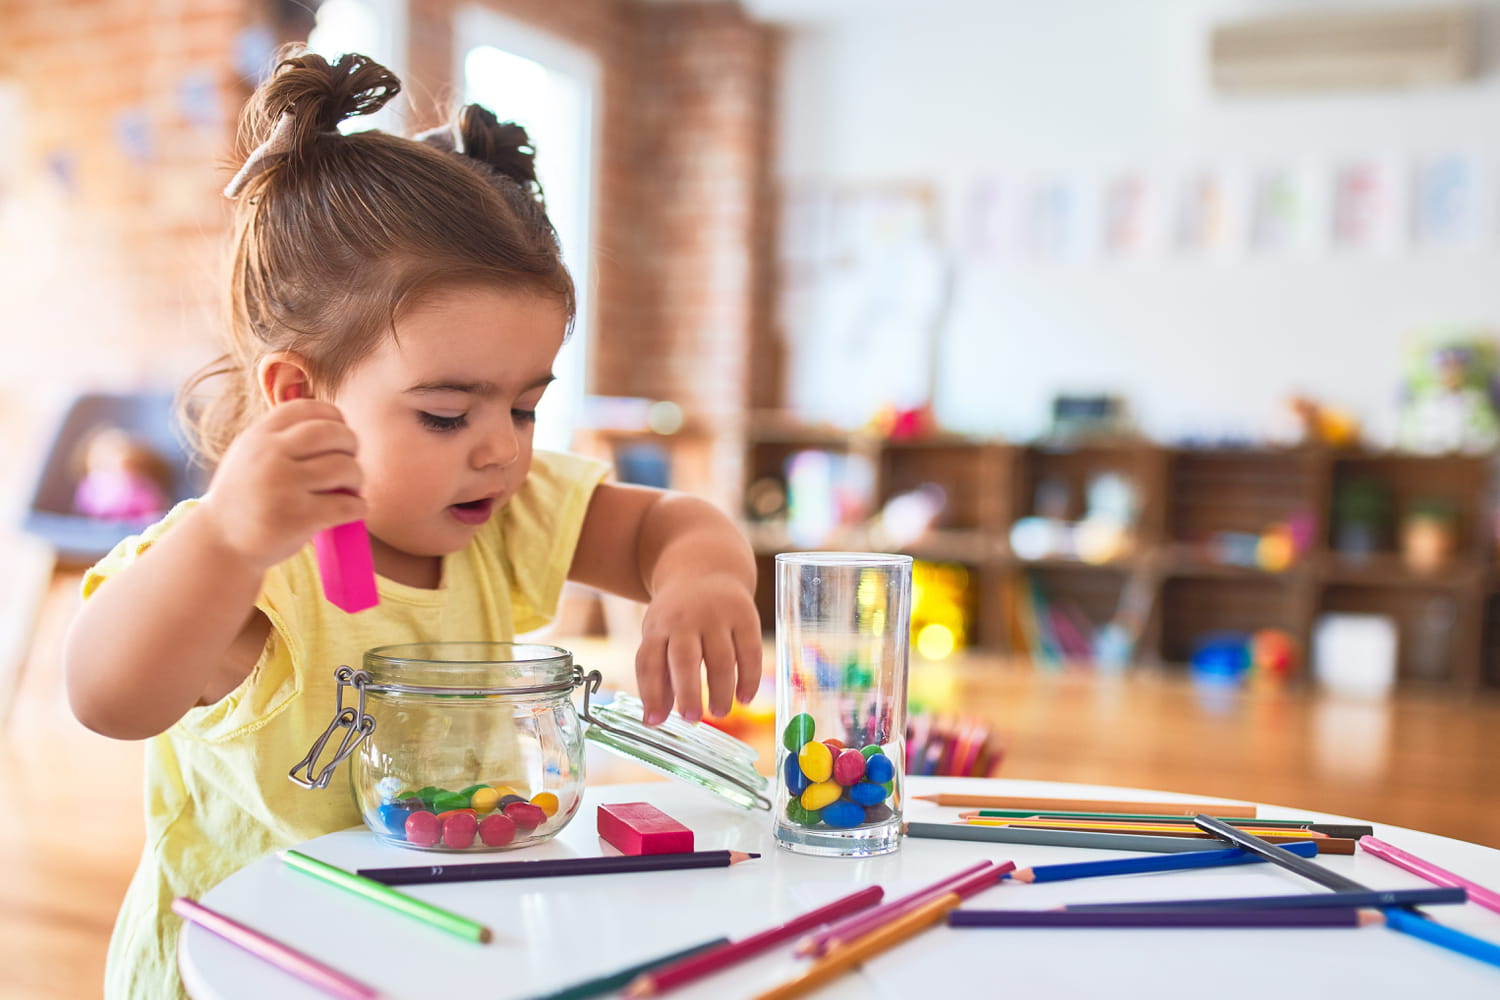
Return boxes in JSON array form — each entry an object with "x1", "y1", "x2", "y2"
[{"x1": 404, "y1": 374, "x2": 555, "y2": 396}]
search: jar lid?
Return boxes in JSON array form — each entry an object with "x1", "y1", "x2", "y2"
[
  {"x1": 362, "y1": 642, "x2": 576, "y2": 695},
  {"x1": 579, "y1": 676, "x2": 772, "y2": 811}
]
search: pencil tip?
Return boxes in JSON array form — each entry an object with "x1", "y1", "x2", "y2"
[
  {"x1": 1359, "y1": 910, "x2": 1384, "y2": 927},
  {"x1": 623, "y1": 979, "x2": 650, "y2": 998},
  {"x1": 730, "y1": 851, "x2": 760, "y2": 863},
  {"x1": 1010, "y1": 868, "x2": 1035, "y2": 883},
  {"x1": 479, "y1": 928, "x2": 493, "y2": 943},
  {"x1": 913, "y1": 795, "x2": 937, "y2": 802}
]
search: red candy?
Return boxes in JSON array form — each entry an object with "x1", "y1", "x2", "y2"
[
  {"x1": 404, "y1": 810, "x2": 441, "y2": 848},
  {"x1": 478, "y1": 812, "x2": 517, "y2": 847},
  {"x1": 442, "y1": 811, "x2": 478, "y2": 849},
  {"x1": 832, "y1": 747, "x2": 867, "y2": 786},
  {"x1": 504, "y1": 801, "x2": 547, "y2": 831}
]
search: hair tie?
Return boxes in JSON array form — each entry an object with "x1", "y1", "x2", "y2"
[{"x1": 223, "y1": 114, "x2": 340, "y2": 199}]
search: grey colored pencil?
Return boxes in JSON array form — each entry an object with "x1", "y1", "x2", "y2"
[{"x1": 903, "y1": 822, "x2": 1251, "y2": 853}]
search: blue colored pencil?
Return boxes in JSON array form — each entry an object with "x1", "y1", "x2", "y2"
[
  {"x1": 1010, "y1": 842, "x2": 1319, "y2": 883},
  {"x1": 1069, "y1": 887, "x2": 1468, "y2": 911},
  {"x1": 1382, "y1": 908, "x2": 1500, "y2": 971}
]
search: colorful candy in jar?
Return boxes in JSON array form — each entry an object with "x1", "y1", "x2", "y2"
[{"x1": 779, "y1": 713, "x2": 898, "y2": 828}]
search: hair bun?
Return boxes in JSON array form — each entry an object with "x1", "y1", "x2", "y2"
[
  {"x1": 418, "y1": 105, "x2": 545, "y2": 205},
  {"x1": 243, "y1": 48, "x2": 400, "y2": 155}
]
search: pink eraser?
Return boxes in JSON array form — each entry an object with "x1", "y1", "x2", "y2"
[
  {"x1": 597, "y1": 802, "x2": 695, "y2": 856},
  {"x1": 312, "y1": 520, "x2": 378, "y2": 613}
]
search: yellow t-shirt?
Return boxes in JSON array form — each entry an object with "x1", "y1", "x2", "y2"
[{"x1": 85, "y1": 450, "x2": 609, "y2": 1000}]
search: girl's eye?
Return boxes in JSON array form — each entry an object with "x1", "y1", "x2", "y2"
[
  {"x1": 418, "y1": 412, "x2": 468, "y2": 432},
  {"x1": 512, "y1": 409, "x2": 537, "y2": 424}
]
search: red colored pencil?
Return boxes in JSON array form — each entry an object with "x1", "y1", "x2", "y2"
[
  {"x1": 622, "y1": 885, "x2": 883, "y2": 997},
  {"x1": 802, "y1": 861, "x2": 1015, "y2": 956}
]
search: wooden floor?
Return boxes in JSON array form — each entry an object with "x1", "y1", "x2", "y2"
[{"x1": 4, "y1": 574, "x2": 1500, "y2": 999}]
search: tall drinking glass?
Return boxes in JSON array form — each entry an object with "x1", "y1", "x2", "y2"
[{"x1": 774, "y1": 552, "x2": 911, "y2": 857}]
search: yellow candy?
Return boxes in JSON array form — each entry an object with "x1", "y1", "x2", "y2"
[
  {"x1": 800, "y1": 780, "x2": 842, "y2": 811},
  {"x1": 798, "y1": 740, "x2": 833, "y2": 783},
  {"x1": 530, "y1": 792, "x2": 559, "y2": 817},
  {"x1": 469, "y1": 787, "x2": 501, "y2": 813},
  {"x1": 489, "y1": 784, "x2": 519, "y2": 799}
]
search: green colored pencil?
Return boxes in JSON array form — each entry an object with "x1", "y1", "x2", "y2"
[
  {"x1": 281, "y1": 849, "x2": 492, "y2": 943},
  {"x1": 523, "y1": 936, "x2": 730, "y2": 1000}
]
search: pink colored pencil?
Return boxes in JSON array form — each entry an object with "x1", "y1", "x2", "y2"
[
  {"x1": 797, "y1": 860, "x2": 1013, "y2": 957},
  {"x1": 173, "y1": 897, "x2": 380, "y2": 1000},
  {"x1": 623, "y1": 885, "x2": 883, "y2": 996},
  {"x1": 1360, "y1": 836, "x2": 1500, "y2": 915}
]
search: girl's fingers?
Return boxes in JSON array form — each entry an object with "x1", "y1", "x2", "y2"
[
  {"x1": 296, "y1": 454, "x2": 363, "y2": 495},
  {"x1": 634, "y1": 634, "x2": 672, "y2": 726},
  {"x1": 731, "y1": 625, "x2": 763, "y2": 706},
  {"x1": 701, "y1": 631, "x2": 737, "y2": 719},
  {"x1": 665, "y1": 633, "x2": 705, "y2": 724},
  {"x1": 280, "y1": 418, "x2": 359, "y2": 461}
]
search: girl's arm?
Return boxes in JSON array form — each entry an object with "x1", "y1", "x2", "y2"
[
  {"x1": 64, "y1": 399, "x2": 365, "y2": 740},
  {"x1": 568, "y1": 482, "x2": 761, "y2": 725}
]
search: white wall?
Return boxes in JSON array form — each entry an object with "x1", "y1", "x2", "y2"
[{"x1": 774, "y1": 0, "x2": 1500, "y2": 444}]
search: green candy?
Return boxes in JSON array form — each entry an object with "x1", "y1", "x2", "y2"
[
  {"x1": 432, "y1": 791, "x2": 468, "y2": 812},
  {"x1": 882, "y1": 780, "x2": 895, "y2": 797},
  {"x1": 785, "y1": 799, "x2": 822, "y2": 826},
  {"x1": 782, "y1": 712, "x2": 815, "y2": 752},
  {"x1": 860, "y1": 744, "x2": 884, "y2": 759}
]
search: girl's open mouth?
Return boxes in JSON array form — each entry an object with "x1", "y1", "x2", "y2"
[{"x1": 448, "y1": 496, "x2": 496, "y2": 525}]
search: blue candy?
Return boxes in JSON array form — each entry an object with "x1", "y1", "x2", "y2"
[
  {"x1": 374, "y1": 804, "x2": 409, "y2": 837},
  {"x1": 863, "y1": 752, "x2": 895, "y2": 784},
  {"x1": 784, "y1": 753, "x2": 811, "y2": 795},
  {"x1": 848, "y1": 781, "x2": 887, "y2": 806},
  {"x1": 820, "y1": 800, "x2": 865, "y2": 828}
]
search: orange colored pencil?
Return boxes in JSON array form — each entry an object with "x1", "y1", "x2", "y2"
[
  {"x1": 751, "y1": 893, "x2": 961, "y2": 1000},
  {"x1": 912, "y1": 794, "x2": 1256, "y2": 817}
]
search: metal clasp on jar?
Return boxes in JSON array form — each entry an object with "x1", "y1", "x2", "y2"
[{"x1": 289, "y1": 666, "x2": 376, "y2": 790}]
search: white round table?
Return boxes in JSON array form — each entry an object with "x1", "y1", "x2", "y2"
[{"x1": 181, "y1": 776, "x2": 1500, "y2": 999}]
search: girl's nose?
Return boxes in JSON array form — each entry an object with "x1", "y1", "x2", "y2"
[{"x1": 471, "y1": 421, "x2": 520, "y2": 470}]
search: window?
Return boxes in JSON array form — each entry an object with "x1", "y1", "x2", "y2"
[
  {"x1": 307, "y1": 0, "x2": 409, "y2": 134},
  {"x1": 456, "y1": 7, "x2": 599, "y2": 453}
]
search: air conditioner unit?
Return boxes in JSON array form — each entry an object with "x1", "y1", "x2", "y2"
[{"x1": 1210, "y1": 5, "x2": 1478, "y2": 93}]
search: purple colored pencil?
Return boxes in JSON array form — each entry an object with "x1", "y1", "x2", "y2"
[
  {"x1": 173, "y1": 897, "x2": 380, "y2": 999},
  {"x1": 949, "y1": 907, "x2": 1371, "y2": 929}
]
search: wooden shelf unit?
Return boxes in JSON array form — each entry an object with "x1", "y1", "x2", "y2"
[{"x1": 743, "y1": 423, "x2": 1498, "y2": 689}]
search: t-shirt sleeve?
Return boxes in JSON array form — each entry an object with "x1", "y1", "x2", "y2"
[
  {"x1": 500, "y1": 450, "x2": 610, "y2": 633},
  {"x1": 80, "y1": 498, "x2": 201, "y2": 599}
]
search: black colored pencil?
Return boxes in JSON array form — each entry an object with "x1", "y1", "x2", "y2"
[
  {"x1": 356, "y1": 850, "x2": 759, "y2": 886},
  {"x1": 950, "y1": 908, "x2": 1371, "y2": 928},
  {"x1": 1068, "y1": 886, "x2": 1468, "y2": 912},
  {"x1": 523, "y1": 935, "x2": 731, "y2": 1000},
  {"x1": 1191, "y1": 814, "x2": 1369, "y2": 893}
]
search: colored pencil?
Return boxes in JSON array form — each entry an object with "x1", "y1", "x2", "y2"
[
  {"x1": 963, "y1": 809, "x2": 1371, "y2": 838},
  {"x1": 527, "y1": 936, "x2": 730, "y2": 1000},
  {"x1": 1360, "y1": 836, "x2": 1500, "y2": 917},
  {"x1": 799, "y1": 861, "x2": 1014, "y2": 957},
  {"x1": 962, "y1": 816, "x2": 1320, "y2": 836},
  {"x1": 1010, "y1": 842, "x2": 1319, "y2": 883},
  {"x1": 355, "y1": 850, "x2": 758, "y2": 886},
  {"x1": 971, "y1": 820, "x2": 1354, "y2": 855},
  {"x1": 280, "y1": 850, "x2": 491, "y2": 943},
  {"x1": 751, "y1": 893, "x2": 962, "y2": 1000},
  {"x1": 949, "y1": 908, "x2": 1374, "y2": 928},
  {"x1": 912, "y1": 794, "x2": 1256, "y2": 817},
  {"x1": 1068, "y1": 887, "x2": 1468, "y2": 911},
  {"x1": 906, "y1": 821, "x2": 1281, "y2": 853},
  {"x1": 1191, "y1": 815, "x2": 1367, "y2": 893},
  {"x1": 1382, "y1": 907, "x2": 1500, "y2": 971},
  {"x1": 171, "y1": 897, "x2": 381, "y2": 1000},
  {"x1": 622, "y1": 886, "x2": 884, "y2": 997}
]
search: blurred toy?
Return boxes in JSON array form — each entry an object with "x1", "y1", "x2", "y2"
[
  {"x1": 873, "y1": 483, "x2": 947, "y2": 548},
  {"x1": 1396, "y1": 335, "x2": 1500, "y2": 454},
  {"x1": 1289, "y1": 395, "x2": 1360, "y2": 448},
  {"x1": 910, "y1": 560, "x2": 969, "y2": 659},
  {"x1": 868, "y1": 402, "x2": 937, "y2": 441},
  {"x1": 1047, "y1": 394, "x2": 1133, "y2": 442},
  {"x1": 1249, "y1": 628, "x2": 1299, "y2": 688},
  {"x1": 1332, "y1": 478, "x2": 1391, "y2": 559},
  {"x1": 1401, "y1": 498, "x2": 1457, "y2": 574},
  {"x1": 73, "y1": 426, "x2": 171, "y2": 522}
]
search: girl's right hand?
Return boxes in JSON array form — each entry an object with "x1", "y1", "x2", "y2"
[{"x1": 197, "y1": 400, "x2": 366, "y2": 572}]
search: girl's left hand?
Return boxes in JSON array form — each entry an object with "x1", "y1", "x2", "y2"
[{"x1": 634, "y1": 571, "x2": 762, "y2": 726}]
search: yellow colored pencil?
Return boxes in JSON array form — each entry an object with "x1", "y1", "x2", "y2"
[
  {"x1": 751, "y1": 892, "x2": 960, "y2": 1000},
  {"x1": 962, "y1": 817, "x2": 1323, "y2": 838}
]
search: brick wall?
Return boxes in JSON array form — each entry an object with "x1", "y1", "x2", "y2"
[{"x1": 0, "y1": 0, "x2": 777, "y2": 515}]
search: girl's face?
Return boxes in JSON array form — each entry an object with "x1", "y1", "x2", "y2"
[{"x1": 329, "y1": 283, "x2": 567, "y2": 571}]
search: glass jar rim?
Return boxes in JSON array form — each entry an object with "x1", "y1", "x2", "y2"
[
  {"x1": 774, "y1": 551, "x2": 913, "y2": 567},
  {"x1": 362, "y1": 642, "x2": 577, "y2": 695}
]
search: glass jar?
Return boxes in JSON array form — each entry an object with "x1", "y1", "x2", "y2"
[
  {"x1": 291, "y1": 641, "x2": 773, "y2": 853},
  {"x1": 294, "y1": 642, "x2": 588, "y2": 852}
]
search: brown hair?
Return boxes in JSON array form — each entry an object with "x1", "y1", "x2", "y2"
[{"x1": 181, "y1": 48, "x2": 573, "y2": 466}]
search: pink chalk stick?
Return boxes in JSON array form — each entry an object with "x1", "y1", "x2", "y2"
[{"x1": 313, "y1": 520, "x2": 378, "y2": 613}]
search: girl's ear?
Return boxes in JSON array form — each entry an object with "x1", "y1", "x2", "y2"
[{"x1": 257, "y1": 352, "x2": 315, "y2": 406}]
